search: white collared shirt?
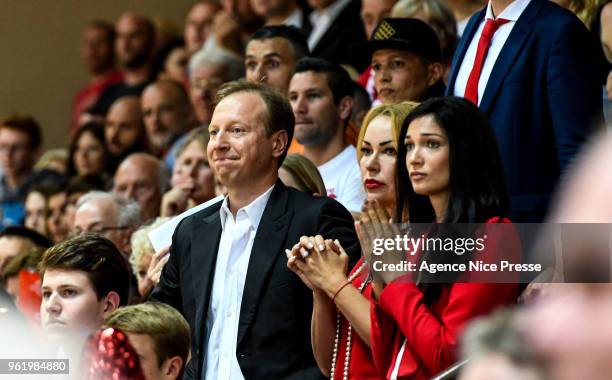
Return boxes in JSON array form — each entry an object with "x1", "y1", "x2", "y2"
[
  {"x1": 307, "y1": 0, "x2": 351, "y2": 50},
  {"x1": 453, "y1": 0, "x2": 531, "y2": 104},
  {"x1": 283, "y1": 7, "x2": 304, "y2": 29},
  {"x1": 203, "y1": 185, "x2": 274, "y2": 380}
]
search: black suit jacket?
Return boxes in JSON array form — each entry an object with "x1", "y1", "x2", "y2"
[
  {"x1": 150, "y1": 181, "x2": 360, "y2": 379},
  {"x1": 310, "y1": 0, "x2": 368, "y2": 72}
]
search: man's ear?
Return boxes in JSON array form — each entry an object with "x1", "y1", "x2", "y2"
[
  {"x1": 339, "y1": 96, "x2": 354, "y2": 123},
  {"x1": 162, "y1": 356, "x2": 184, "y2": 379},
  {"x1": 271, "y1": 130, "x2": 288, "y2": 159},
  {"x1": 426, "y1": 62, "x2": 444, "y2": 86},
  {"x1": 101, "y1": 291, "x2": 120, "y2": 318}
]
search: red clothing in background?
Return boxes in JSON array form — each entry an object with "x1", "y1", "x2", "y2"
[
  {"x1": 70, "y1": 70, "x2": 123, "y2": 135},
  {"x1": 358, "y1": 66, "x2": 377, "y2": 104},
  {"x1": 370, "y1": 218, "x2": 520, "y2": 379}
]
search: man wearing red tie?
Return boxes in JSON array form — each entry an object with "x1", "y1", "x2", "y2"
[{"x1": 448, "y1": 0, "x2": 603, "y2": 222}]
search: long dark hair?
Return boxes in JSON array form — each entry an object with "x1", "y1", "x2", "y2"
[
  {"x1": 395, "y1": 97, "x2": 510, "y2": 303},
  {"x1": 67, "y1": 122, "x2": 110, "y2": 178},
  {"x1": 396, "y1": 97, "x2": 509, "y2": 223}
]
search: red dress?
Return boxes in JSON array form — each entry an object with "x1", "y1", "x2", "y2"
[
  {"x1": 370, "y1": 218, "x2": 520, "y2": 379},
  {"x1": 331, "y1": 257, "x2": 383, "y2": 380}
]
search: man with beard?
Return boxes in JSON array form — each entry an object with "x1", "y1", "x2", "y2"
[
  {"x1": 288, "y1": 58, "x2": 365, "y2": 212},
  {"x1": 105, "y1": 96, "x2": 149, "y2": 172},
  {"x1": 113, "y1": 153, "x2": 168, "y2": 222},
  {"x1": 140, "y1": 80, "x2": 196, "y2": 169},
  {"x1": 71, "y1": 21, "x2": 123, "y2": 134},
  {"x1": 89, "y1": 12, "x2": 157, "y2": 116}
]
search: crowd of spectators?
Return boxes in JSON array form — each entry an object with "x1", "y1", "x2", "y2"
[{"x1": 0, "y1": 0, "x2": 611, "y2": 379}]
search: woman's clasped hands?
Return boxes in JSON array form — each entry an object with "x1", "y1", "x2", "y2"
[{"x1": 286, "y1": 235, "x2": 350, "y2": 298}]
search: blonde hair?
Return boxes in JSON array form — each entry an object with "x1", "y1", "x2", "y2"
[
  {"x1": 34, "y1": 148, "x2": 68, "y2": 173},
  {"x1": 570, "y1": 0, "x2": 606, "y2": 28},
  {"x1": 357, "y1": 101, "x2": 419, "y2": 160},
  {"x1": 176, "y1": 127, "x2": 209, "y2": 158},
  {"x1": 129, "y1": 217, "x2": 169, "y2": 273},
  {"x1": 280, "y1": 154, "x2": 327, "y2": 195},
  {"x1": 105, "y1": 302, "x2": 190, "y2": 369}
]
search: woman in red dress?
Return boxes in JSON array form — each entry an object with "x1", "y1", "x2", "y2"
[
  {"x1": 367, "y1": 97, "x2": 520, "y2": 379},
  {"x1": 286, "y1": 102, "x2": 417, "y2": 379}
]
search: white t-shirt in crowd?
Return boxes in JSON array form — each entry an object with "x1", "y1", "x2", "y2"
[{"x1": 317, "y1": 145, "x2": 366, "y2": 213}]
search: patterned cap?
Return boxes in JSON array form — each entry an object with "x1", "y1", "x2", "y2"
[{"x1": 351, "y1": 18, "x2": 442, "y2": 63}]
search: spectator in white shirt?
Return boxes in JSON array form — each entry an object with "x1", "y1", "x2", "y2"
[{"x1": 289, "y1": 58, "x2": 366, "y2": 212}]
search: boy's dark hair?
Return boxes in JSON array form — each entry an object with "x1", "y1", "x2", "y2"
[{"x1": 38, "y1": 234, "x2": 130, "y2": 306}]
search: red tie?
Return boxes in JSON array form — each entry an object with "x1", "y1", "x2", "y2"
[{"x1": 464, "y1": 18, "x2": 510, "y2": 105}]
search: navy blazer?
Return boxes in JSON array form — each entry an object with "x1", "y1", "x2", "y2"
[
  {"x1": 447, "y1": 0, "x2": 603, "y2": 222},
  {"x1": 150, "y1": 180, "x2": 360, "y2": 379}
]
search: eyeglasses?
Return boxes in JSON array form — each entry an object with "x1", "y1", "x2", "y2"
[
  {"x1": 72, "y1": 225, "x2": 129, "y2": 236},
  {"x1": 190, "y1": 77, "x2": 224, "y2": 91}
]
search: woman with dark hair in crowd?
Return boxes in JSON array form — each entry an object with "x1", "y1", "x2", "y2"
[
  {"x1": 24, "y1": 185, "x2": 48, "y2": 236},
  {"x1": 67, "y1": 122, "x2": 110, "y2": 179},
  {"x1": 286, "y1": 102, "x2": 417, "y2": 380},
  {"x1": 365, "y1": 97, "x2": 520, "y2": 379}
]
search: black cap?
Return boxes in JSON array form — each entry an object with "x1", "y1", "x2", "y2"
[{"x1": 351, "y1": 18, "x2": 442, "y2": 64}]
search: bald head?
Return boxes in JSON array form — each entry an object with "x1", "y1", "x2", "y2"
[
  {"x1": 106, "y1": 96, "x2": 145, "y2": 157},
  {"x1": 113, "y1": 153, "x2": 167, "y2": 222},
  {"x1": 141, "y1": 80, "x2": 194, "y2": 155},
  {"x1": 115, "y1": 12, "x2": 155, "y2": 69}
]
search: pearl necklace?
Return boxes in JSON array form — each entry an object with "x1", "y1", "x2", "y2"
[{"x1": 330, "y1": 262, "x2": 369, "y2": 380}]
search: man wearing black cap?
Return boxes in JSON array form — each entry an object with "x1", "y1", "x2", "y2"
[{"x1": 354, "y1": 18, "x2": 445, "y2": 104}]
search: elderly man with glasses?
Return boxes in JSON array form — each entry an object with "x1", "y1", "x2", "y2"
[{"x1": 72, "y1": 191, "x2": 141, "y2": 257}]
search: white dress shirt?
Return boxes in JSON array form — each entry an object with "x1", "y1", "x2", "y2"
[
  {"x1": 283, "y1": 7, "x2": 304, "y2": 29},
  {"x1": 307, "y1": 0, "x2": 351, "y2": 50},
  {"x1": 452, "y1": 0, "x2": 531, "y2": 104},
  {"x1": 203, "y1": 185, "x2": 274, "y2": 380}
]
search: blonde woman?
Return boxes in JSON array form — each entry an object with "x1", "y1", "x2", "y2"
[
  {"x1": 279, "y1": 154, "x2": 327, "y2": 196},
  {"x1": 130, "y1": 217, "x2": 169, "y2": 297},
  {"x1": 287, "y1": 102, "x2": 418, "y2": 379}
]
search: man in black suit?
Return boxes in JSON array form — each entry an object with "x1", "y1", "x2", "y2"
[
  {"x1": 150, "y1": 80, "x2": 360, "y2": 379},
  {"x1": 306, "y1": 0, "x2": 368, "y2": 71}
]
